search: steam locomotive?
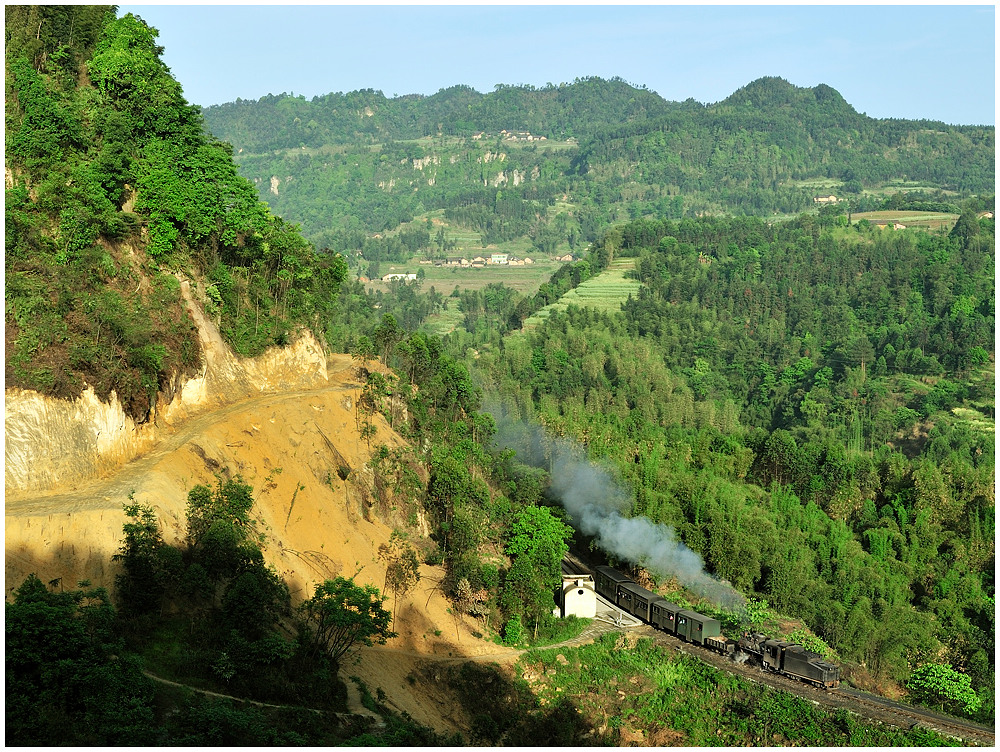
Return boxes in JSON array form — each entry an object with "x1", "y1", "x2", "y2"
[{"x1": 593, "y1": 566, "x2": 840, "y2": 688}]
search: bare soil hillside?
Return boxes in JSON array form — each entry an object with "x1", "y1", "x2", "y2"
[{"x1": 5, "y1": 291, "x2": 515, "y2": 734}]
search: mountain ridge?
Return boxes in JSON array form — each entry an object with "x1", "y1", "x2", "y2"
[{"x1": 200, "y1": 75, "x2": 993, "y2": 248}]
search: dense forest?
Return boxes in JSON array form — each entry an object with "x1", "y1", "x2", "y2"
[
  {"x1": 324, "y1": 213, "x2": 995, "y2": 724},
  {"x1": 5, "y1": 4, "x2": 995, "y2": 745},
  {"x1": 202, "y1": 76, "x2": 994, "y2": 252},
  {"x1": 456, "y1": 212, "x2": 995, "y2": 721}
]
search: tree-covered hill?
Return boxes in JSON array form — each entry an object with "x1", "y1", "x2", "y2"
[
  {"x1": 5, "y1": 7, "x2": 346, "y2": 420},
  {"x1": 460, "y1": 210, "x2": 995, "y2": 722},
  {"x1": 202, "y1": 77, "x2": 675, "y2": 151},
  {"x1": 573, "y1": 76, "x2": 994, "y2": 213},
  {"x1": 201, "y1": 76, "x2": 993, "y2": 250}
]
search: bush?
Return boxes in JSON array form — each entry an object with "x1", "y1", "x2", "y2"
[
  {"x1": 907, "y1": 664, "x2": 981, "y2": 717},
  {"x1": 502, "y1": 614, "x2": 523, "y2": 646}
]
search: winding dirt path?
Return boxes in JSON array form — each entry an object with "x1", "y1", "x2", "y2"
[{"x1": 141, "y1": 670, "x2": 386, "y2": 728}]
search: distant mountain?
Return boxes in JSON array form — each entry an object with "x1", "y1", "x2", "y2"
[
  {"x1": 201, "y1": 77, "x2": 994, "y2": 248},
  {"x1": 202, "y1": 77, "x2": 677, "y2": 152},
  {"x1": 571, "y1": 76, "x2": 994, "y2": 213},
  {"x1": 719, "y1": 77, "x2": 856, "y2": 113}
]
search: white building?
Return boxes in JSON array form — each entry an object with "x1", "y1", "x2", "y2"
[{"x1": 556, "y1": 574, "x2": 597, "y2": 618}]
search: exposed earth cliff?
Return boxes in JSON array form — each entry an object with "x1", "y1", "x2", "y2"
[{"x1": 5, "y1": 289, "x2": 510, "y2": 733}]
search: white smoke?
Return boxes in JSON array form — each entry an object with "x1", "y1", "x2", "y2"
[{"x1": 488, "y1": 404, "x2": 745, "y2": 611}]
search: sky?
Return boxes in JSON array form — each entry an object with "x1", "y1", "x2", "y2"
[{"x1": 118, "y1": 4, "x2": 996, "y2": 126}]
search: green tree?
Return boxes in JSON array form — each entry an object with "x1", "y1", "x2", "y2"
[
  {"x1": 949, "y1": 209, "x2": 981, "y2": 248},
  {"x1": 378, "y1": 531, "x2": 421, "y2": 628},
  {"x1": 112, "y1": 497, "x2": 179, "y2": 616},
  {"x1": 298, "y1": 577, "x2": 395, "y2": 666},
  {"x1": 906, "y1": 664, "x2": 981, "y2": 717},
  {"x1": 373, "y1": 312, "x2": 403, "y2": 365},
  {"x1": 185, "y1": 476, "x2": 263, "y2": 551},
  {"x1": 503, "y1": 506, "x2": 573, "y2": 638}
]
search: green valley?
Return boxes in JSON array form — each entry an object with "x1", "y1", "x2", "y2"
[{"x1": 5, "y1": 4, "x2": 994, "y2": 747}]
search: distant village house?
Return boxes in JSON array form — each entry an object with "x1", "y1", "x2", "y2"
[
  {"x1": 813, "y1": 195, "x2": 838, "y2": 204},
  {"x1": 381, "y1": 273, "x2": 417, "y2": 282}
]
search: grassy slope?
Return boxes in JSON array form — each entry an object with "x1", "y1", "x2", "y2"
[{"x1": 523, "y1": 258, "x2": 641, "y2": 329}]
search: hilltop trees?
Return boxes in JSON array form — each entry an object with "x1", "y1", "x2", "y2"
[{"x1": 5, "y1": 9, "x2": 346, "y2": 420}]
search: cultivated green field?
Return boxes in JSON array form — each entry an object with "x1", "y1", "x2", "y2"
[
  {"x1": 420, "y1": 303, "x2": 465, "y2": 338},
  {"x1": 368, "y1": 258, "x2": 565, "y2": 297},
  {"x1": 523, "y1": 258, "x2": 641, "y2": 329},
  {"x1": 363, "y1": 209, "x2": 577, "y2": 297},
  {"x1": 852, "y1": 210, "x2": 959, "y2": 232}
]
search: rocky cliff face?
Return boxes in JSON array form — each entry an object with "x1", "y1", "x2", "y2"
[
  {"x1": 5, "y1": 279, "x2": 328, "y2": 494},
  {"x1": 4, "y1": 278, "x2": 344, "y2": 595}
]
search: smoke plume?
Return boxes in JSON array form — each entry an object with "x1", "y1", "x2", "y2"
[{"x1": 488, "y1": 404, "x2": 745, "y2": 611}]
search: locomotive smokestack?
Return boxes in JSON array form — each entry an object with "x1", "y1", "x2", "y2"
[{"x1": 487, "y1": 404, "x2": 746, "y2": 611}]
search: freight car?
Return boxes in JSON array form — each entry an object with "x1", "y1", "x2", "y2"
[{"x1": 592, "y1": 565, "x2": 840, "y2": 688}]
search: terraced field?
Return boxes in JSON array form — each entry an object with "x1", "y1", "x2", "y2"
[
  {"x1": 851, "y1": 210, "x2": 959, "y2": 232},
  {"x1": 523, "y1": 258, "x2": 641, "y2": 329}
]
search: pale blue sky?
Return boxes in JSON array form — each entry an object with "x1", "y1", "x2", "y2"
[{"x1": 120, "y1": 4, "x2": 996, "y2": 125}]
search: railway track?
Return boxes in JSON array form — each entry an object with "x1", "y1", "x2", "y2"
[
  {"x1": 560, "y1": 556, "x2": 995, "y2": 746},
  {"x1": 833, "y1": 686, "x2": 995, "y2": 746},
  {"x1": 644, "y1": 622, "x2": 994, "y2": 745}
]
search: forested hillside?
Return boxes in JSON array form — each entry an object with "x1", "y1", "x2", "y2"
[
  {"x1": 5, "y1": 6, "x2": 346, "y2": 420},
  {"x1": 463, "y1": 211, "x2": 995, "y2": 721},
  {"x1": 202, "y1": 76, "x2": 994, "y2": 251}
]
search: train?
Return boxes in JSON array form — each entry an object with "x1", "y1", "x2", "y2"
[{"x1": 593, "y1": 565, "x2": 840, "y2": 688}]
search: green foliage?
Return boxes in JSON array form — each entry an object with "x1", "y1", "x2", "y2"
[
  {"x1": 502, "y1": 506, "x2": 573, "y2": 626},
  {"x1": 741, "y1": 596, "x2": 778, "y2": 631},
  {"x1": 298, "y1": 577, "x2": 396, "y2": 666},
  {"x1": 502, "y1": 614, "x2": 523, "y2": 646},
  {"x1": 378, "y1": 531, "x2": 421, "y2": 626},
  {"x1": 510, "y1": 633, "x2": 956, "y2": 746},
  {"x1": 5, "y1": 10, "x2": 347, "y2": 419},
  {"x1": 5, "y1": 6, "x2": 111, "y2": 78},
  {"x1": 528, "y1": 614, "x2": 590, "y2": 647},
  {"x1": 113, "y1": 497, "x2": 179, "y2": 616},
  {"x1": 467, "y1": 211, "x2": 993, "y2": 714},
  {"x1": 5, "y1": 575, "x2": 158, "y2": 745},
  {"x1": 907, "y1": 664, "x2": 981, "y2": 717},
  {"x1": 185, "y1": 476, "x2": 263, "y2": 551}
]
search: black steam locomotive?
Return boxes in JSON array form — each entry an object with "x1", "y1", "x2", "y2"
[{"x1": 593, "y1": 566, "x2": 840, "y2": 688}]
